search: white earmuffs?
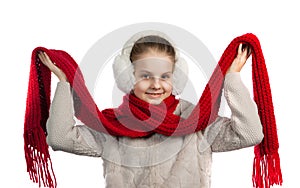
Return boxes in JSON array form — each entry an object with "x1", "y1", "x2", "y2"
[{"x1": 112, "y1": 30, "x2": 189, "y2": 95}]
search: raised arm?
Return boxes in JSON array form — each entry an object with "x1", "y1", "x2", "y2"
[
  {"x1": 46, "y1": 81, "x2": 105, "y2": 157},
  {"x1": 38, "y1": 52, "x2": 105, "y2": 157},
  {"x1": 203, "y1": 43, "x2": 263, "y2": 152},
  {"x1": 206, "y1": 73, "x2": 264, "y2": 152}
]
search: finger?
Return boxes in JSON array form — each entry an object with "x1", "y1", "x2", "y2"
[
  {"x1": 40, "y1": 52, "x2": 53, "y2": 67},
  {"x1": 38, "y1": 52, "x2": 46, "y2": 63},
  {"x1": 43, "y1": 52, "x2": 49, "y2": 59},
  {"x1": 247, "y1": 46, "x2": 252, "y2": 57},
  {"x1": 242, "y1": 46, "x2": 249, "y2": 57},
  {"x1": 38, "y1": 52, "x2": 54, "y2": 70},
  {"x1": 239, "y1": 44, "x2": 249, "y2": 58},
  {"x1": 44, "y1": 52, "x2": 58, "y2": 66},
  {"x1": 43, "y1": 52, "x2": 52, "y2": 62},
  {"x1": 238, "y1": 43, "x2": 243, "y2": 55},
  {"x1": 243, "y1": 44, "x2": 252, "y2": 57}
]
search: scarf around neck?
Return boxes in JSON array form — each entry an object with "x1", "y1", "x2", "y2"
[{"x1": 24, "y1": 33, "x2": 282, "y2": 188}]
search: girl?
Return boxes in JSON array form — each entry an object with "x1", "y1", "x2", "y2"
[{"x1": 38, "y1": 30, "x2": 263, "y2": 188}]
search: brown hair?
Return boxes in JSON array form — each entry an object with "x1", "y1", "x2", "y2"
[{"x1": 130, "y1": 35, "x2": 176, "y2": 62}]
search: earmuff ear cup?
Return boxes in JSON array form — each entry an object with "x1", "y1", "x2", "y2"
[{"x1": 112, "y1": 54, "x2": 135, "y2": 94}]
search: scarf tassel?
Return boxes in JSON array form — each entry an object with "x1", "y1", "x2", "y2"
[
  {"x1": 24, "y1": 127, "x2": 57, "y2": 188},
  {"x1": 252, "y1": 152, "x2": 283, "y2": 188}
]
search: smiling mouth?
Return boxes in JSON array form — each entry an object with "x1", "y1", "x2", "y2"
[{"x1": 145, "y1": 92, "x2": 165, "y2": 97}]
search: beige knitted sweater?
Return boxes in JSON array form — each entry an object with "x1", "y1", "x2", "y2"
[{"x1": 46, "y1": 73, "x2": 264, "y2": 188}]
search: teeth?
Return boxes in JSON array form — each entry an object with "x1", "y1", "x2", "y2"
[{"x1": 147, "y1": 93, "x2": 162, "y2": 95}]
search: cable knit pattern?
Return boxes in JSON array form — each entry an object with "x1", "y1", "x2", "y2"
[{"x1": 46, "y1": 73, "x2": 263, "y2": 188}]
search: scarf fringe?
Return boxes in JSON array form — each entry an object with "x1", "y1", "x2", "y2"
[
  {"x1": 252, "y1": 152, "x2": 283, "y2": 188},
  {"x1": 24, "y1": 127, "x2": 56, "y2": 188}
]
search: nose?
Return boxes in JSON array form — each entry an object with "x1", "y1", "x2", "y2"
[{"x1": 150, "y1": 77, "x2": 161, "y2": 89}]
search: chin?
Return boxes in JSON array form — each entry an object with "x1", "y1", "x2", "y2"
[{"x1": 147, "y1": 98, "x2": 163, "y2": 105}]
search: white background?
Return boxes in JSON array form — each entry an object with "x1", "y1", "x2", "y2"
[{"x1": 1, "y1": 0, "x2": 299, "y2": 187}]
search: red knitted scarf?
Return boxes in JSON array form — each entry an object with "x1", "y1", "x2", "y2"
[{"x1": 24, "y1": 33, "x2": 282, "y2": 188}]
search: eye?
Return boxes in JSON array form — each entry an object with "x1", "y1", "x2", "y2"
[
  {"x1": 141, "y1": 74, "x2": 150, "y2": 79},
  {"x1": 161, "y1": 74, "x2": 171, "y2": 80}
]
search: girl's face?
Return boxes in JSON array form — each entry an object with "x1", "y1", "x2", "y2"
[{"x1": 133, "y1": 51, "x2": 174, "y2": 105}]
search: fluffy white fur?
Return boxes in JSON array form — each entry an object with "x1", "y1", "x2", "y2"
[
  {"x1": 112, "y1": 54, "x2": 135, "y2": 94},
  {"x1": 172, "y1": 57, "x2": 189, "y2": 95},
  {"x1": 113, "y1": 30, "x2": 189, "y2": 95}
]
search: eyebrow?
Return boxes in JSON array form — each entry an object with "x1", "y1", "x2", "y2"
[{"x1": 137, "y1": 70, "x2": 173, "y2": 74}]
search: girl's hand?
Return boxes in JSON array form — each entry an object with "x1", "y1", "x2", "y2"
[
  {"x1": 38, "y1": 51, "x2": 68, "y2": 82},
  {"x1": 226, "y1": 43, "x2": 252, "y2": 73}
]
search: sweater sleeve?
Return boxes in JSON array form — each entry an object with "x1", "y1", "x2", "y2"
[
  {"x1": 46, "y1": 82, "x2": 106, "y2": 157},
  {"x1": 202, "y1": 72, "x2": 264, "y2": 152}
]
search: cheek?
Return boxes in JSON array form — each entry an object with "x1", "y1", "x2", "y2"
[
  {"x1": 133, "y1": 81, "x2": 150, "y2": 93},
  {"x1": 161, "y1": 81, "x2": 173, "y2": 93}
]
